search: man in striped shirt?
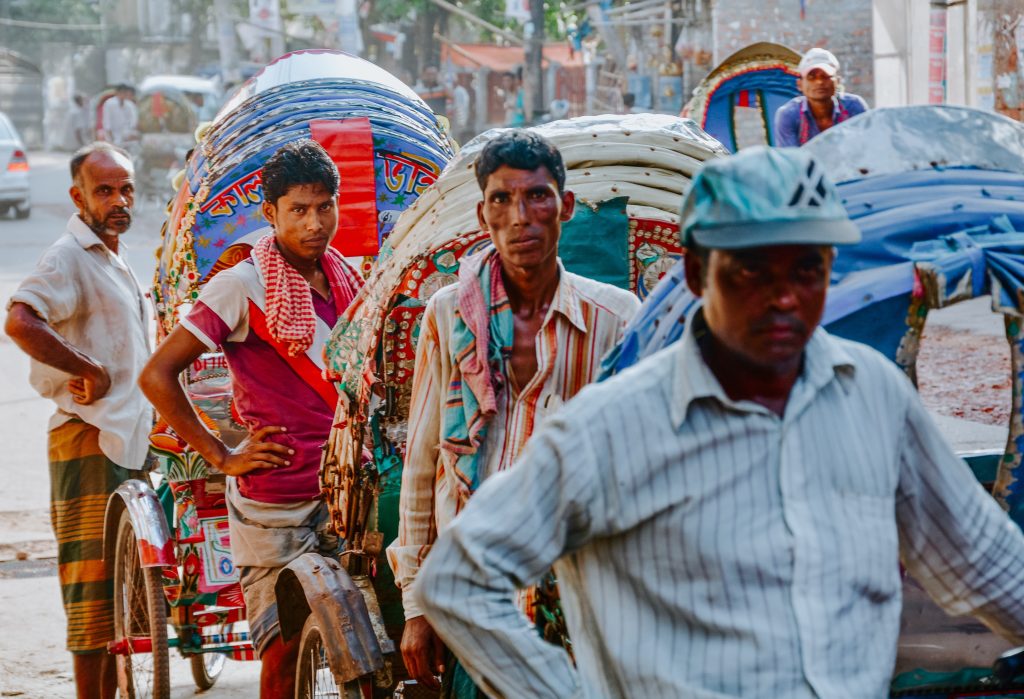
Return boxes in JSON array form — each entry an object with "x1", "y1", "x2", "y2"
[
  {"x1": 414, "y1": 146, "x2": 1024, "y2": 698},
  {"x1": 386, "y1": 130, "x2": 640, "y2": 694}
]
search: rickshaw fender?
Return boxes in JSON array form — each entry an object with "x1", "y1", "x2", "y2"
[
  {"x1": 276, "y1": 553, "x2": 394, "y2": 684},
  {"x1": 103, "y1": 478, "x2": 175, "y2": 569}
]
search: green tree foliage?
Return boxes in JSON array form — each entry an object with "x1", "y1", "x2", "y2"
[
  {"x1": 0, "y1": 0, "x2": 101, "y2": 61},
  {"x1": 370, "y1": 0, "x2": 569, "y2": 46}
]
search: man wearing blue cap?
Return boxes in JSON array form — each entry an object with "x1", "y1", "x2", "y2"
[{"x1": 410, "y1": 146, "x2": 1024, "y2": 698}]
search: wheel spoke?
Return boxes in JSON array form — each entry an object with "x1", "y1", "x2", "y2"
[{"x1": 113, "y1": 510, "x2": 170, "y2": 698}]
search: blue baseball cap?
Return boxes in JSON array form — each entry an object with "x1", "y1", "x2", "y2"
[{"x1": 681, "y1": 146, "x2": 861, "y2": 250}]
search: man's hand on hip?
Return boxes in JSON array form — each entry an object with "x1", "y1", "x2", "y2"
[
  {"x1": 401, "y1": 615, "x2": 446, "y2": 690},
  {"x1": 216, "y1": 425, "x2": 293, "y2": 476},
  {"x1": 67, "y1": 363, "x2": 111, "y2": 405}
]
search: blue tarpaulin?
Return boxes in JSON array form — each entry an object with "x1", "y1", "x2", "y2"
[{"x1": 603, "y1": 162, "x2": 1024, "y2": 527}]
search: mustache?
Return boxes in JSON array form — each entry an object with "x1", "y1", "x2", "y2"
[{"x1": 751, "y1": 314, "x2": 807, "y2": 335}]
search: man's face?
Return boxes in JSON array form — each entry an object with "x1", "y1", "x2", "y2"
[
  {"x1": 477, "y1": 165, "x2": 574, "y2": 272},
  {"x1": 799, "y1": 68, "x2": 837, "y2": 102},
  {"x1": 422, "y1": 67, "x2": 439, "y2": 86},
  {"x1": 685, "y1": 244, "x2": 833, "y2": 370},
  {"x1": 70, "y1": 151, "x2": 135, "y2": 236},
  {"x1": 262, "y1": 182, "x2": 338, "y2": 264}
]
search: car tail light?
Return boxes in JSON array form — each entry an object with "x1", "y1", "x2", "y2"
[{"x1": 7, "y1": 150, "x2": 28, "y2": 172}]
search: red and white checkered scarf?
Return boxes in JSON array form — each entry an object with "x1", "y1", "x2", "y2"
[{"x1": 252, "y1": 234, "x2": 360, "y2": 357}]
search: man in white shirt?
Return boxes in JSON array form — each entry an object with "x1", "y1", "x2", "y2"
[
  {"x1": 100, "y1": 84, "x2": 138, "y2": 148},
  {"x1": 414, "y1": 146, "x2": 1024, "y2": 698},
  {"x1": 6, "y1": 142, "x2": 151, "y2": 699}
]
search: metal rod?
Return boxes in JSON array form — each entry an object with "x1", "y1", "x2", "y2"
[
  {"x1": 426, "y1": 0, "x2": 524, "y2": 46},
  {"x1": 0, "y1": 16, "x2": 102, "y2": 30},
  {"x1": 603, "y1": 0, "x2": 668, "y2": 16}
]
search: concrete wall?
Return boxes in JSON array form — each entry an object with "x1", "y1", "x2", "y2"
[
  {"x1": 711, "y1": 0, "x2": 875, "y2": 104},
  {"x1": 983, "y1": 0, "x2": 1024, "y2": 119}
]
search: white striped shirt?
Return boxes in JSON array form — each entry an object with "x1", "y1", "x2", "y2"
[
  {"x1": 415, "y1": 310, "x2": 1024, "y2": 699},
  {"x1": 388, "y1": 265, "x2": 640, "y2": 618}
]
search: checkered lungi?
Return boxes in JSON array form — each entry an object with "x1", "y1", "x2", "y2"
[{"x1": 48, "y1": 418, "x2": 140, "y2": 653}]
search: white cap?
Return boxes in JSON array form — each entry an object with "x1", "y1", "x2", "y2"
[{"x1": 798, "y1": 48, "x2": 840, "y2": 77}]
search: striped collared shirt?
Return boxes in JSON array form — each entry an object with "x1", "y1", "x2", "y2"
[
  {"x1": 415, "y1": 310, "x2": 1024, "y2": 699},
  {"x1": 387, "y1": 264, "x2": 640, "y2": 618}
]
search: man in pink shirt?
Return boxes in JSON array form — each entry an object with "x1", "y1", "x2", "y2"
[{"x1": 140, "y1": 140, "x2": 362, "y2": 698}]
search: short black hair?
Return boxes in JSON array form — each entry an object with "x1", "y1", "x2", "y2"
[
  {"x1": 622, "y1": 92, "x2": 636, "y2": 108},
  {"x1": 474, "y1": 129, "x2": 566, "y2": 193},
  {"x1": 70, "y1": 142, "x2": 132, "y2": 184},
  {"x1": 261, "y1": 139, "x2": 340, "y2": 206}
]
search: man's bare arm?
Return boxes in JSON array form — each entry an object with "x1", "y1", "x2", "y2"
[
  {"x1": 5, "y1": 302, "x2": 110, "y2": 404},
  {"x1": 139, "y1": 326, "x2": 292, "y2": 476}
]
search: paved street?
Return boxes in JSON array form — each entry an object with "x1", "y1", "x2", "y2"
[{"x1": 0, "y1": 151, "x2": 258, "y2": 697}]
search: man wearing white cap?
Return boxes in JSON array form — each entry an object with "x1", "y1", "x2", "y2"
[
  {"x1": 411, "y1": 147, "x2": 1024, "y2": 697},
  {"x1": 774, "y1": 47, "x2": 868, "y2": 147}
]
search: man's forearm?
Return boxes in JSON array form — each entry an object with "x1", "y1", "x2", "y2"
[
  {"x1": 5, "y1": 304, "x2": 104, "y2": 379},
  {"x1": 140, "y1": 362, "x2": 228, "y2": 469},
  {"x1": 415, "y1": 526, "x2": 581, "y2": 699}
]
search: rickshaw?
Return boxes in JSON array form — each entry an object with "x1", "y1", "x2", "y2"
[
  {"x1": 681, "y1": 41, "x2": 801, "y2": 152},
  {"x1": 604, "y1": 104, "x2": 1024, "y2": 697},
  {"x1": 103, "y1": 49, "x2": 453, "y2": 698},
  {"x1": 316, "y1": 112, "x2": 727, "y2": 695},
  {"x1": 135, "y1": 84, "x2": 203, "y2": 202}
]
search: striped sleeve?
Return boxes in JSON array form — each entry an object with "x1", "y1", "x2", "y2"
[
  {"x1": 896, "y1": 378, "x2": 1024, "y2": 643},
  {"x1": 387, "y1": 297, "x2": 446, "y2": 619},
  {"x1": 179, "y1": 270, "x2": 250, "y2": 350}
]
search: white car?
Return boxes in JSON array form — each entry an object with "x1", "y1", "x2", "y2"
[{"x1": 0, "y1": 111, "x2": 30, "y2": 219}]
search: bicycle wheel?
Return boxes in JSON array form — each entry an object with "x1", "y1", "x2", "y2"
[
  {"x1": 188, "y1": 618, "x2": 230, "y2": 690},
  {"x1": 190, "y1": 651, "x2": 226, "y2": 691},
  {"x1": 295, "y1": 615, "x2": 374, "y2": 699},
  {"x1": 112, "y1": 510, "x2": 171, "y2": 699}
]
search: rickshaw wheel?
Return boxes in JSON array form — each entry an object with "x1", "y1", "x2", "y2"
[
  {"x1": 295, "y1": 615, "x2": 375, "y2": 699},
  {"x1": 190, "y1": 650, "x2": 226, "y2": 690},
  {"x1": 113, "y1": 510, "x2": 171, "y2": 699}
]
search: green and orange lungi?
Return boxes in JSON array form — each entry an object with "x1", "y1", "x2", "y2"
[{"x1": 48, "y1": 418, "x2": 139, "y2": 653}]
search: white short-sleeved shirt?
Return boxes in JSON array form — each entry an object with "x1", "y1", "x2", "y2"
[
  {"x1": 101, "y1": 98, "x2": 138, "y2": 146},
  {"x1": 8, "y1": 215, "x2": 153, "y2": 468}
]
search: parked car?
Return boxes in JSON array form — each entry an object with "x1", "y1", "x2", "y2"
[{"x1": 0, "y1": 110, "x2": 30, "y2": 219}]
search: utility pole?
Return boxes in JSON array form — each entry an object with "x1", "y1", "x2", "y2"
[
  {"x1": 213, "y1": 0, "x2": 241, "y2": 83},
  {"x1": 525, "y1": 0, "x2": 545, "y2": 121}
]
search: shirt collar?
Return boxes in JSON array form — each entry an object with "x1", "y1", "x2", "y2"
[
  {"x1": 800, "y1": 95, "x2": 841, "y2": 118},
  {"x1": 67, "y1": 214, "x2": 107, "y2": 250},
  {"x1": 669, "y1": 307, "x2": 857, "y2": 428},
  {"x1": 544, "y1": 259, "x2": 587, "y2": 333}
]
